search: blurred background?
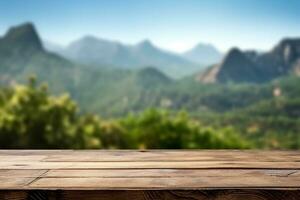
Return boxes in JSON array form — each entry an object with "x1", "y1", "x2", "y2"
[{"x1": 0, "y1": 0, "x2": 300, "y2": 149}]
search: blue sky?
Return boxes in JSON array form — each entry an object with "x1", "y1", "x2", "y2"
[{"x1": 0, "y1": 0, "x2": 300, "y2": 52}]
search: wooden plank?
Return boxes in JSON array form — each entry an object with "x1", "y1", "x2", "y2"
[
  {"x1": 0, "y1": 169, "x2": 47, "y2": 177},
  {"x1": 0, "y1": 156, "x2": 47, "y2": 162},
  {"x1": 0, "y1": 170, "x2": 47, "y2": 189},
  {"x1": 1, "y1": 190, "x2": 300, "y2": 200},
  {"x1": 44, "y1": 190, "x2": 300, "y2": 200},
  {"x1": 0, "y1": 191, "x2": 28, "y2": 200},
  {"x1": 0, "y1": 150, "x2": 300, "y2": 191},
  {"x1": 44, "y1": 169, "x2": 299, "y2": 178},
  {"x1": 0, "y1": 169, "x2": 299, "y2": 190},
  {"x1": 2, "y1": 161, "x2": 300, "y2": 169},
  {"x1": 27, "y1": 176, "x2": 300, "y2": 190},
  {"x1": 0, "y1": 150, "x2": 299, "y2": 160},
  {"x1": 43, "y1": 154, "x2": 300, "y2": 162},
  {"x1": 1, "y1": 150, "x2": 300, "y2": 162},
  {"x1": 0, "y1": 177, "x2": 36, "y2": 188}
]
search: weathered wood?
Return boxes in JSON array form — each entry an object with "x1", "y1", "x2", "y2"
[
  {"x1": 44, "y1": 169, "x2": 299, "y2": 178},
  {"x1": 0, "y1": 170, "x2": 47, "y2": 177},
  {"x1": 1, "y1": 190, "x2": 300, "y2": 200},
  {"x1": 0, "y1": 150, "x2": 300, "y2": 199},
  {"x1": 1, "y1": 150, "x2": 300, "y2": 162},
  {"x1": 0, "y1": 191, "x2": 28, "y2": 200},
  {"x1": 1, "y1": 169, "x2": 300, "y2": 189},
  {"x1": 45, "y1": 190, "x2": 300, "y2": 200},
  {"x1": 29, "y1": 176, "x2": 300, "y2": 189},
  {"x1": 2, "y1": 161, "x2": 300, "y2": 170}
]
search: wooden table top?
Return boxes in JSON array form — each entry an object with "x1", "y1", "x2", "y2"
[{"x1": 1, "y1": 150, "x2": 300, "y2": 190}]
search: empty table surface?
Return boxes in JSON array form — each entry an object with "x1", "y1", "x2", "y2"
[{"x1": 0, "y1": 150, "x2": 300, "y2": 200}]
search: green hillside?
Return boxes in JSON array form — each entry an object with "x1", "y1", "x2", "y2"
[
  {"x1": 0, "y1": 79, "x2": 248, "y2": 149},
  {"x1": 0, "y1": 23, "x2": 171, "y2": 116}
]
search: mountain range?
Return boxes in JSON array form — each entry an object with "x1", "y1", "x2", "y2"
[
  {"x1": 0, "y1": 23, "x2": 178, "y2": 115},
  {"x1": 198, "y1": 39, "x2": 300, "y2": 83},
  {"x1": 1, "y1": 22, "x2": 300, "y2": 117},
  {"x1": 44, "y1": 36, "x2": 224, "y2": 78},
  {"x1": 183, "y1": 43, "x2": 223, "y2": 66}
]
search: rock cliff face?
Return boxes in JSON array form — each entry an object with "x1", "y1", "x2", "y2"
[
  {"x1": 0, "y1": 22, "x2": 43, "y2": 53},
  {"x1": 198, "y1": 38, "x2": 300, "y2": 83}
]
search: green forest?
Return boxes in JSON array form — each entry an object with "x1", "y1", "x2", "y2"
[
  {"x1": 0, "y1": 77, "x2": 249, "y2": 149},
  {"x1": 1, "y1": 75, "x2": 300, "y2": 149}
]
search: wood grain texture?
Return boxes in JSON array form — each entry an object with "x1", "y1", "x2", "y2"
[
  {"x1": 2, "y1": 161, "x2": 300, "y2": 170},
  {"x1": 43, "y1": 169, "x2": 299, "y2": 178},
  {"x1": 0, "y1": 150, "x2": 300, "y2": 194},
  {"x1": 1, "y1": 190, "x2": 300, "y2": 200}
]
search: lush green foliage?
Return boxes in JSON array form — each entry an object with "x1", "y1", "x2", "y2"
[
  {"x1": 121, "y1": 109, "x2": 248, "y2": 149},
  {"x1": 1, "y1": 74, "x2": 300, "y2": 149},
  {"x1": 0, "y1": 78, "x2": 249, "y2": 149}
]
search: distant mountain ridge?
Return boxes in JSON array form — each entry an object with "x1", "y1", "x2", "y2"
[
  {"x1": 0, "y1": 22, "x2": 178, "y2": 116},
  {"x1": 183, "y1": 43, "x2": 223, "y2": 65},
  {"x1": 3, "y1": 22, "x2": 300, "y2": 118},
  {"x1": 46, "y1": 36, "x2": 203, "y2": 78},
  {"x1": 198, "y1": 38, "x2": 300, "y2": 83},
  {"x1": 3, "y1": 22, "x2": 300, "y2": 86}
]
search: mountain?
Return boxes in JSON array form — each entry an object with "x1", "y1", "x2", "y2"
[
  {"x1": 45, "y1": 36, "x2": 202, "y2": 78},
  {"x1": 58, "y1": 36, "x2": 130, "y2": 67},
  {"x1": 0, "y1": 22, "x2": 176, "y2": 116},
  {"x1": 1, "y1": 23, "x2": 43, "y2": 51},
  {"x1": 198, "y1": 48, "x2": 264, "y2": 83},
  {"x1": 0, "y1": 22, "x2": 80, "y2": 89},
  {"x1": 0, "y1": 22, "x2": 44, "y2": 72},
  {"x1": 183, "y1": 43, "x2": 222, "y2": 65},
  {"x1": 4, "y1": 22, "x2": 300, "y2": 118},
  {"x1": 256, "y1": 38, "x2": 300, "y2": 78},
  {"x1": 198, "y1": 38, "x2": 300, "y2": 84}
]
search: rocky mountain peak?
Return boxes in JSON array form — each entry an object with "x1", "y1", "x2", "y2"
[{"x1": 3, "y1": 22, "x2": 43, "y2": 51}]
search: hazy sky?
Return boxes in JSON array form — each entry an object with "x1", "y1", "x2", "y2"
[{"x1": 0, "y1": 0, "x2": 299, "y2": 52}]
